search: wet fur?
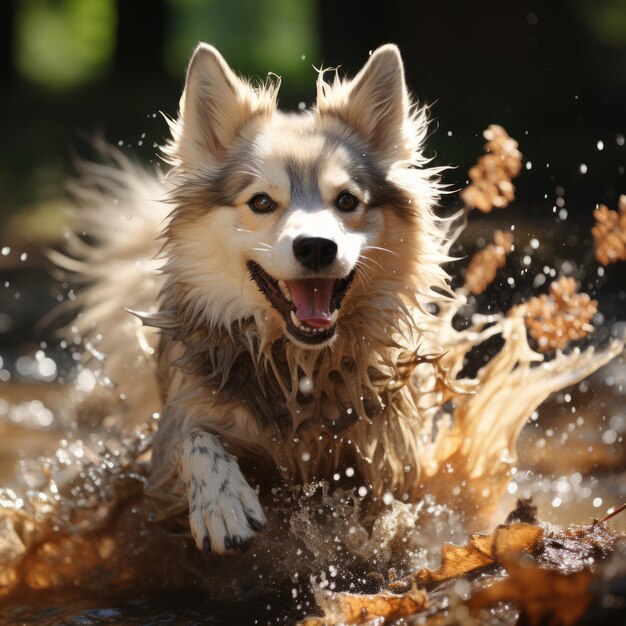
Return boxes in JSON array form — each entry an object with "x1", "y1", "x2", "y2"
[{"x1": 65, "y1": 44, "x2": 456, "y2": 554}]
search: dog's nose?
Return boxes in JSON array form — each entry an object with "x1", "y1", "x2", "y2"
[{"x1": 293, "y1": 237, "x2": 338, "y2": 270}]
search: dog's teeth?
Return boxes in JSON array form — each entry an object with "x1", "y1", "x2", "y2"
[
  {"x1": 278, "y1": 279, "x2": 292, "y2": 302},
  {"x1": 290, "y1": 310, "x2": 302, "y2": 329},
  {"x1": 290, "y1": 310, "x2": 334, "y2": 334},
  {"x1": 329, "y1": 310, "x2": 339, "y2": 325}
]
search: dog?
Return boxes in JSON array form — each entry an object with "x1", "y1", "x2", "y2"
[{"x1": 62, "y1": 43, "x2": 455, "y2": 556}]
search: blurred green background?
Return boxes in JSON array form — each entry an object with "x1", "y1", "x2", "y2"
[{"x1": 0, "y1": 0, "x2": 625, "y2": 348}]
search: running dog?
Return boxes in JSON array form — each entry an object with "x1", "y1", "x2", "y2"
[{"x1": 63, "y1": 43, "x2": 454, "y2": 555}]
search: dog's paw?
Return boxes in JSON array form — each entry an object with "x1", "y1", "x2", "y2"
[{"x1": 182, "y1": 431, "x2": 267, "y2": 555}]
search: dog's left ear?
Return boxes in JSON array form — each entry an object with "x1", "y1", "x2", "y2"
[{"x1": 317, "y1": 45, "x2": 412, "y2": 162}]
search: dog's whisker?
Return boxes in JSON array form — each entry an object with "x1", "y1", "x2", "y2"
[
  {"x1": 354, "y1": 260, "x2": 375, "y2": 284},
  {"x1": 355, "y1": 264, "x2": 374, "y2": 282},
  {"x1": 359, "y1": 254, "x2": 385, "y2": 272},
  {"x1": 357, "y1": 253, "x2": 383, "y2": 273},
  {"x1": 354, "y1": 268, "x2": 369, "y2": 291},
  {"x1": 363, "y1": 245, "x2": 398, "y2": 257}
]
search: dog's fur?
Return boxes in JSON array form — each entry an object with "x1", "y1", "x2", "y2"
[{"x1": 64, "y1": 43, "x2": 457, "y2": 555}]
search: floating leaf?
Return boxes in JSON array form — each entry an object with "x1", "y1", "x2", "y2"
[
  {"x1": 464, "y1": 229, "x2": 514, "y2": 294},
  {"x1": 467, "y1": 560, "x2": 593, "y2": 626},
  {"x1": 592, "y1": 194, "x2": 626, "y2": 265},
  {"x1": 301, "y1": 585, "x2": 427, "y2": 625},
  {"x1": 511, "y1": 277, "x2": 597, "y2": 353},
  {"x1": 405, "y1": 522, "x2": 543, "y2": 587},
  {"x1": 460, "y1": 125, "x2": 523, "y2": 213}
]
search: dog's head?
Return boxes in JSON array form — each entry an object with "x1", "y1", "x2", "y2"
[{"x1": 164, "y1": 44, "x2": 445, "y2": 350}]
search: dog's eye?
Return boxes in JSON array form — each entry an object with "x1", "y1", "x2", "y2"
[
  {"x1": 335, "y1": 191, "x2": 359, "y2": 212},
  {"x1": 248, "y1": 194, "x2": 276, "y2": 213}
]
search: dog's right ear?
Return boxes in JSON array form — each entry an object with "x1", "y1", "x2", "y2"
[{"x1": 165, "y1": 44, "x2": 278, "y2": 168}]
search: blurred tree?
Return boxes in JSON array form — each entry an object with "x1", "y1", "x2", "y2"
[
  {"x1": 14, "y1": 0, "x2": 116, "y2": 90},
  {"x1": 164, "y1": 0, "x2": 318, "y2": 93},
  {"x1": 573, "y1": 0, "x2": 626, "y2": 48}
]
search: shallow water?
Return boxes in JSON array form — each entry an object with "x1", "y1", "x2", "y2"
[
  {"x1": 1, "y1": 351, "x2": 624, "y2": 624},
  {"x1": 1, "y1": 589, "x2": 303, "y2": 625}
]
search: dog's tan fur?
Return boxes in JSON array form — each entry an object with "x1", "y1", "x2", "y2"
[{"x1": 64, "y1": 43, "x2": 459, "y2": 554}]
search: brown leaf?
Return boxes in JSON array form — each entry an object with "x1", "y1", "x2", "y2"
[
  {"x1": 300, "y1": 586, "x2": 428, "y2": 625},
  {"x1": 592, "y1": 195, "x2": 626, "y2": 265},
  {"x1": 511, "y1": 276, "x2": 597, "y2": 353},
  {"x1": 467, "y1": 560, "x2": 593, "y2": 626},
  {"x1": 408, "y1": 522, "x2": 543, "y2": 587},
  {"x1": 461, "y1": 125, "x2": 523, "y2": 213},
  {"x1": 464, "y1": 229, "x2": 514, "y2": 294}
]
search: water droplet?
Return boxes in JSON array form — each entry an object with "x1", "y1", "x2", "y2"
[
  {"x1": 298, "y1": 376, "x2": 314, "y2": 395},
  {"x1": 602, "y1": 429, "x2": 618, "y2": 445}
]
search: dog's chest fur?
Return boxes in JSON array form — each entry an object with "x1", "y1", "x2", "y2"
[{"x1": 146, "y1": 293, "x2": 427, "y2": 496}]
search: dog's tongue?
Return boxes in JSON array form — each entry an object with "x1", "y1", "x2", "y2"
[{"x1": 285, "y1": 278, "x2": 335, "y2": 328}]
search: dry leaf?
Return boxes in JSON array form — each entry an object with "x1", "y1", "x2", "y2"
[
  {"x1": 300, "y1": 586, "x2": 428, "y2": 626},
  {"x1": 406, "y1": 522, "x2": 543, "y2": 587},
  {"x1": 511, "y1": 276, "x2": 597, "y2": 353},
  {"x1": 467, "y1": 560, "x2": 593, "y2": 626},
  {"x1": 464, "y1": 230, "x2": 514, "y2": 294},
  {"x1": 592, "y1": 195, "x2": 626, "y2": 265},
  {"x1": 460, "y1": 125, "x2": 523, "y2": 213}
]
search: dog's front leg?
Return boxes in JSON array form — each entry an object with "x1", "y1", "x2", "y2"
[{"x1": 180, "y1": 430, "x2": 267, "y2": 555}]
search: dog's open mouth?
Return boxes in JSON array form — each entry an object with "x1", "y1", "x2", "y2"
[{"x1": 247, "y1": 261, "x2": 355, "y2": 345}]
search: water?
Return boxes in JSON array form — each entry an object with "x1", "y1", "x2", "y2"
[{"x1": 0, "y1": 351, "x2": 624, "y2": 624}]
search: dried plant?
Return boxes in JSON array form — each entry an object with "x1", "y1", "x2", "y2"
[
  {"x1": 464, "y1": 229, "x2": 514, "y2": 294},
  {"x1": 592, "y1": 194, "x2": 626, "y2": 265},
  {"x1": 460, "y1": 124, "x2": 523, "y2": 213},
  {"x1": 512, "y1": 277, "x2": 597, "y2": 353}
]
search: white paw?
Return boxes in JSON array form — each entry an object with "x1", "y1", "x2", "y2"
[{"x1": 182, "y1": 431, "x2": 267, "y2": 555}]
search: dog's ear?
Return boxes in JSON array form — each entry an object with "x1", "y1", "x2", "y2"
[
  {"x1": 166, "y1": 44, "x2": 278, "y2": 167},
  {"x1": 317, "y1": 45, "x2": 412, "y2": 161}
]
